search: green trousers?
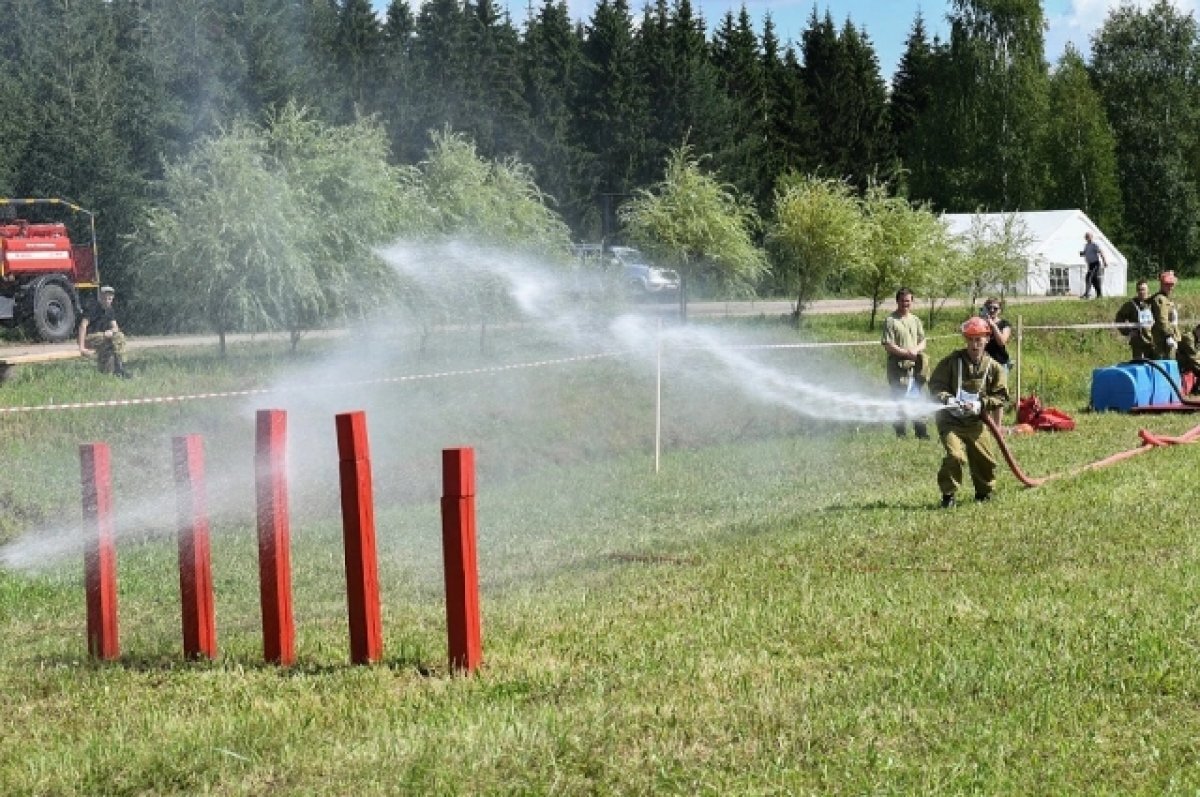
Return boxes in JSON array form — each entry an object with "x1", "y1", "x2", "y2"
[
  {"x1": 86, "y1": 330, "x2": 127, "y2": 374},
  {"x1": 936, "y1": 419, "x2": 997, "y2": 497}
]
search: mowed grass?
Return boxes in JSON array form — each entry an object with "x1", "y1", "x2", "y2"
[{"x1": 3, "y1": 297, "x2": 1200, "y2": 795}]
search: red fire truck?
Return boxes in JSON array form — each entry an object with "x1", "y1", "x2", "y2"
[{"x1": 0, "y1": 198, "x2": 100, "y2": 342}]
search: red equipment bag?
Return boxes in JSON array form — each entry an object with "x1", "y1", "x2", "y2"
[{"x1": 1016, "y1": 395, "x2": 1076, "y2": 432}]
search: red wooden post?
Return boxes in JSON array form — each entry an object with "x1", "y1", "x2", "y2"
[
  {"x1": 81, "y1": 443, "x2": 119, "y2": 660},
  {"x1": 336, "y1": 412, "x2": 383, "y2": 665},
  {"x1": 255, "y1": 409, "x2": 295, "y2": 666},
  {"x1": 173, "y1": 435, "x2": 217, "y2": 660},
  {"x1": 441, "y1": 447, "x2": 482, "y2": 672}
]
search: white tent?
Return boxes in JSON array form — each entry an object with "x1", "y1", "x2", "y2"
[{"x1": 941, "y1": 209, "x2": 1127, "y2": 297}]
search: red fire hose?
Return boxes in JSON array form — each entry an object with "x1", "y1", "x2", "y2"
[{"x1": 981, "y1": 412, "x2": 1200, "y2": 489}]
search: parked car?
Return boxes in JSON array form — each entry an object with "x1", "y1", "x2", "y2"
[{"x1": 607, "y1": 246, "x2": 680, "y2": 294}]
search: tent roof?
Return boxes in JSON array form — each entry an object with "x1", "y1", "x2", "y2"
[{"x1": 940, "y1": 209, "x2": 1127, "y2": 268}]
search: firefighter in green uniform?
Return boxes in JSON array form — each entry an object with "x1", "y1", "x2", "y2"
[
  {"x1": 1113, "y1": 279, "x2": 1155, "y2": 360},
  {"x1": 880, "y1": 287, "x2": 930, "y2": 439},
  {"x1": 1178, "y1": 323, "x2": 1200, "y2": 395},
  {"x1": 928, "y1": 316, "x2": 1010, "y2": 508},
  {"x1": 78, "y1": 286, "x2": 131, "y2": 378},
  {"x1": 1149, "y1": 270, "x2": 1180, "y2": 360}
]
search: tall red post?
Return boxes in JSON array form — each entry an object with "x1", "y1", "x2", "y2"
[
  {"x1": 173, "y1": 434, "x2": 217, "y2": 660},
  {"x1": 441, "y1": 447, "x2": 482, "y2": 672},
  {"x1": 336, "y1": 412, "x2": 383, "y2": 665},
  {"x1": 255, "y1": 409, "x2": 295, "y2": 666},
  {"x1": 80, "y1": 443, "x2": 119, "y2": 660}
]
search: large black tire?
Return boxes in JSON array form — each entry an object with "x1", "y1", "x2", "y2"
[{"x1": 26, "y1": 282, "x2": 76, "y2": 342}]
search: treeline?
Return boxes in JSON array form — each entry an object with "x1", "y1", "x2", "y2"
[{"x1": 2, "y1": 0, "x2": 1198, "y2": 296}]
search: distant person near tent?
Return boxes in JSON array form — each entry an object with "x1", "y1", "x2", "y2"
[
  {"x1": 1150, "y1": 270, "x2": 1181, "y2": 360},
  {"x1": 928, "y1": 317, "x2": 1010, "y2": 509},
  {"x1": 1114, "y1": 279, "x2": 1154, "y2": 360},
  {"x1": 1080, "y1": 231, "x2": 1107, "y2": 299}
]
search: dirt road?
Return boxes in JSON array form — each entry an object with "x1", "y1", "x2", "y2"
[{"x1": 0, "y1": 294, "x2": 1069, "y2": 366}]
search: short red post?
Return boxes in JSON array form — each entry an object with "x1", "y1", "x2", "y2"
[
  {"x1": 441, "y1": 447, "x2": 482, "y2": 672},
  {"x1": 255, "y1": 409, "x2": 295, "y2": 666},
  {"x1": 81, "y1": 443, "x2": 119, "y2": 660},
  {"x1": 173, "y1": 434, "x2": 217, "y2": 660},
  {"x1": 336, "y1": 411, "x2": 383, "y2": 665}
]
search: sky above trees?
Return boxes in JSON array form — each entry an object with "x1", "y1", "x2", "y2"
[{"x1": 372, "y1": 0, "x2": 1197, "y2": 77}]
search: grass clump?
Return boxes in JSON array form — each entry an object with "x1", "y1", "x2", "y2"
[{"x1": 3, "y1": 297, "x2": 1200, "y2": 794}]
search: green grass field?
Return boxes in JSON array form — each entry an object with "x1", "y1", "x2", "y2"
[{"x1": 2, "y1": 292, "x2": 1200, "y2": 795}]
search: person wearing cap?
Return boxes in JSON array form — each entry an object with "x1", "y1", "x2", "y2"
[
  {"x1": 78, "y1": 286, "x2": 131, "y2": 378},
  {"x1": 1149, "y1": 270, "x2": 1180, "y2": 360},
  {"x1": 1114, "y1": 279, "x2": 1155, "y2": 360},
  {"x1": 881, "y1": 287, "x2": 930, "y2": 439},
  {"x1": 1079, "y1": 231, "x2": 1107, "y2": 299},
  {"x1": 927, "y1": 316, "x2": 1010, "y2": 508},
  {"x1": 979, "y1": 297, "x2": 1012, "y2": 426}
]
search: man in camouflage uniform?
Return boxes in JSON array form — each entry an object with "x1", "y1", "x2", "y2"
[
  {"x1": 1113, "y1": 279, "x2": 1155, "y2": 360},
  {"x1": 881, "y1": 287, "x2": 930, "y2": 439},
  {"x1": 928, "y1": 316, "x2": 1010, "y2": 508},
  {"x1": 77, "y1": 286, "x2": 131, "y2": 378},
  {"x1": 1150, "y1": 270, "x2": 1180, "y2": 360},
  {"x1": 1178, "y1": 323, "x2": 1200, "y2": 395}
]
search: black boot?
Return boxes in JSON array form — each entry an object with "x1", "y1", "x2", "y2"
[
  {"x1": 914, "y1": 422, "x2": 930, "y2": 440},
  {"x1": 113, "y1": 356, "x2": 133, "y2": 379}
]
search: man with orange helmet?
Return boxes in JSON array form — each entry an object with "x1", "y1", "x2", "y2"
[
  {"x1": 1150, "y1": 270, "x2": 1181, "y2": 360},
  {"x1": 927, "y1": 316, "x2": 1010, "y2": 508}
]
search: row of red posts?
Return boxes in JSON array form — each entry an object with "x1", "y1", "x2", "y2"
[{"x1": 81, "y1": 409, "x2": 483, "y2": 672}]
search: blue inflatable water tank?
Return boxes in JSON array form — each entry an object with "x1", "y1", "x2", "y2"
[
  {"x1": 1091, "y1": 366, "x2": 1142, "y2": 412},
  {"x1": 1149, "y1": 359, "x2": 1181, "y2": 404},
  {"x1": 1091, "y1": 360, "x2": 1182, "y2": 411}
]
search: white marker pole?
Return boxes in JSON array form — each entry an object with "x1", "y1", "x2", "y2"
[
  {"x1": 1016, "y1": 314, "x2": 1023, "y2": 402},
  {"x1": 655, "y1": 318, "x2": 663, "y2": 474}
]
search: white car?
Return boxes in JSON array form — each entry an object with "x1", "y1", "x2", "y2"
[{"x1": 608, "y1": 246, "x2": 680, "y2": 294}]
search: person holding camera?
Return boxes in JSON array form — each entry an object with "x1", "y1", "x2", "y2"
[
  {"x1": 928, "y1": 316, "x2": 1010, "y2": 508},
  {"x1": 979, "y1": 298, "x2": 1012, "y2": 425}
]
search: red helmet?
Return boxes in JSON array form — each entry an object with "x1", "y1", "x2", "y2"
[{"x1": 961, "y1": 316, "x2": 991, "y2": 339}]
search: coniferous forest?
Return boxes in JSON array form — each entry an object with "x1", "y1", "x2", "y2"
[{"x1": 2, "y1": 0, "x2": 1198, "y2": 316}]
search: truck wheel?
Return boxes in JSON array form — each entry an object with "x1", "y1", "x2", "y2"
[{"x1": 27, "y1": 282, "x2": 76, "y2": 342}]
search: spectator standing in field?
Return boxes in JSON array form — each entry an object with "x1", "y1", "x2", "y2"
[
  {"x1": 1113, "y1": 280, "x2": 1155, "y2": 360},
  {"x1": 1080, "y1": 231, "x2": 1107, "y2": 299},
  {"x1": 881, "y1": 287, "x2": 930, "y2": 440},
  {"x1": 1150, "y1": 270, "x2": 1181, "y2": 360},
  {"x1": 1177, "y1": 323, "x2": 1200, "y2": 395},
  {"x1": 928, "y1": 317, "x2": 1010, "y2": 508},
  {"x1": 78, "y1": 286, "x2": 131, "y2": 378},
  {"x1": 980, "y1": 297, "x2": 1012, "y2": 425}
]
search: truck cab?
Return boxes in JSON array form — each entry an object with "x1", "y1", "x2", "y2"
[{"x1": 0, "y1": 199, "x2": 99, "y2": 342}]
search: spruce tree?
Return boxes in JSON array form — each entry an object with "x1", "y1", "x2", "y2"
[
  {"x1": 1042, "y1": 47, "x2": 1122, "y2": 234},
  {"x1": 889, "y1": 12, "x2": 937, "y2": 196},
  {"x1": 334, "y1": 0, "x2": 384, "y2": 120},
  {"x1": 521, "y1": 0, "x2": 590, "y2": 230},
  {"x1": 710, "y1": 7, "x2": 770, "y2": 206},
  {"x1": 375, "y1": 0, "x2": 421, "y2": 163},
  {"x1": 464, "y1": 0, "x2": 529, "y2": 158},
  {"x1": 1091, "y1": 0, "x2": 1200, "y2": 271},
  {"x1": 573, "y1": 0, "x2": 648, "y2": 237}
]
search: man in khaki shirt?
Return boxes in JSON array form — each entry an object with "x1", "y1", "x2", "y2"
[{"x1": 881, "y1": 287, "x2": 930, "y2": 439}]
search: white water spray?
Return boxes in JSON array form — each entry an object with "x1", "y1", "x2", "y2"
[{"x1": 1, "y1": 238, "x2": 940, "y2": 573}]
